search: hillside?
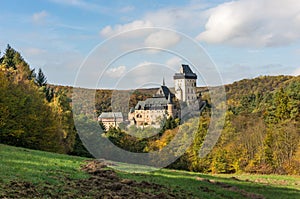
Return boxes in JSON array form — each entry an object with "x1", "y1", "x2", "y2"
[
  {"x1": 0, "y1": 45, "x2": 299, "y2": 175},
  {"x1": 69, "y1": 75, "x2": 300, "y2": 175},
  {"x1": 0, "y1": 144, "x2": 299, "y2": 199}
]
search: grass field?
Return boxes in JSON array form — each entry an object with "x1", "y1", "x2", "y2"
[{"x1": 0, "y1": 144, "x2": 299, "y2": 198}]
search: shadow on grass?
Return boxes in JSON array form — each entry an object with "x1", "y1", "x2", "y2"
[{"x1": 118, "y1": 169, "x2": 300, "y2": 199}]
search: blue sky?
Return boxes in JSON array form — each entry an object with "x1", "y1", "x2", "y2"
[{"x1": 1, "y1": 0, "x2": 300, "y2": 88}]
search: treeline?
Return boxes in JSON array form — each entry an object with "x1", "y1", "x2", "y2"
[
  {"x1": 92, "y1": 75, "x2": 300, "y2": 175},
  {"x1": 0, "y1": 45, "x2": 299, "y2": 175},
  {"x1": 0, "y1": 45, "x2": 77, "y2": 154},
  {"x1": 0, "y1": 45, "x2": 157, "y2": 157},
  {"x1": 155, "y1": 76, "x2": 300, "y2": 175}
]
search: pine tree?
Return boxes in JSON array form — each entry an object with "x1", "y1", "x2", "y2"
[
  {"x1": 35, "y1": 68, "x2": 47, "y2": 87},
  {"x1": 2, "y1": 44, "x2": 16, "y2": 69}
]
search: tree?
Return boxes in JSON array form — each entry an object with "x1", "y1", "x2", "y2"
[
  {"x1": 45, "y1": 87, "x2": 54, "y2": 102},
  {"x1": 0, "y1": 46, "x2": 65, "y2": 153},
  {"x1": 0, "y1": 50, "x2": 3, "y2": 64},
  {"x1": 35, "y1": 68, "x2": 47, "y2": 87},
  {"x1": 50, "y1": 89, "x2": 76, "y2": 153},
  {"x1": 2, "y1": 44, "x2": 16, "y2": 69},
  {"x1": 34, "y1": 68, "x2": 54, "y2": 102}
]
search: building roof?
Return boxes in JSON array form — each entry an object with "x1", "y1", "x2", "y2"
[
  {"x1": 135, "y1": 97, "x2": 168, "y2": 110},
  {"x1": 154, "y1": 85, "x2": 175, "y2": 99},
  {"x1": 98, "y1": 112, "x2": 123, "y2": 119},
  {"x1": 173, "y1": 64, "x2": 197, "y2": 80},
  {"x1": 135, "y1": 101, "x2": 146, "y2": 110}
]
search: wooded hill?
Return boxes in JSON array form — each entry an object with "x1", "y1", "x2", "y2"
[{"x1": 0, "y1": 45, "x2": 299, "y2": 175}]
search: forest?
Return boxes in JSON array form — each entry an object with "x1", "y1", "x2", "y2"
[{"x1": 0, "y1": 45, "x2": 299, "y2": 175}]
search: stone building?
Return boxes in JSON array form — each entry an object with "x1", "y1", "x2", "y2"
[
  {"x1": 98, "y1": 112, "x2": 123, "y2": 130},
  {"x1": 128, "y1": 88, "x2": 175, "y2": 127},
  {"x1": 128, "y1": 64, "x2": 199, "y2": 127},
  {"x1": 174, "y1": 64, "x2": 197, "y2": 105}
]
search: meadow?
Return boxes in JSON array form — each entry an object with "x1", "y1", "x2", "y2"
[{"x1": 0, "y1": 144, "x2": 299, "y2": 198}]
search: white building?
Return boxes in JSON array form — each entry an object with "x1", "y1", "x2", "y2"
[
  {"x1": 128, "y1": 64, "x2": 200, "y2": 127},
  {"x1": 98, "y1": 112, "x2": 123, "y2": 130},
  {"x1": 174, "y1": 64, "x2": 197, "y2": 105},
  {"x1": 128, "y1": 87, "x2": 175, "y2": 127}
]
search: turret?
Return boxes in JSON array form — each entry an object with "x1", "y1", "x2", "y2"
[{"x1": 167, "y1": 93, "x2": 174, "y2": 118}]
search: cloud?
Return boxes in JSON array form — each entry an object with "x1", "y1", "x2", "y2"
[
  {"x1": 23, "y1": 47, "x2": 47, "y2": 56},
  {"x1": 122, "y1": 62, "x2": 173, "y2": 87},
  {"x1": 99, "y1": 0, "x2": 210, "y2": 38},
  {"x1": 197, "y1": 0, "x2": 300, "y2": 47},
  {"x1": 144, "y1": 30, "x2": 181, "y2": 48},
  {"x1": 119, "y1": 6, "x2": 135, "y2": 13},
  {"x1": 166, "y1": 57, "x2": 183, "y2": 69},
  {"x1": 100, "y1": 20, "x2": 153, "y2": 37},
  {"x1": 293, "y1": 67, "x2": 300, "y2": 76},
  {"x1": 48, "y1": 0, "x2": 108, "y2": 13},
  {"x1": 143, "y1": 5, "x2": 207, "y2": 30},
  {"x1": 219, "y1": 63, "x2": 294, "y2": 84},
  {"x1": 105, "y1": 65, "x2": 126, "y2": 78},
  {"x1": 32, "y1": 11, "x2": 48, "y2": 24}
]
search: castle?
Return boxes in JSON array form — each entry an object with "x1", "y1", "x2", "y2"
[{"x1": 128, "y1": 64, "x2": 200, "y2": 127}]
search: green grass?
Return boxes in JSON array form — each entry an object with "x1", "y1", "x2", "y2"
[
  {"x1": 117, "y1": 168, "x2": 300, "y2": 199},
  {"x1": 0, "y1": 144, "x2": 89, "y2": 185},
  {"x1": 114, "y1": 163, "x2": 300, "y2": 199},
  {"x1": 0, "y1": 144, "x2": 299, "y2": 198}
]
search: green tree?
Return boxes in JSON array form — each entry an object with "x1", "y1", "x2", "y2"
[
  {"x1": 2, "y1": 44, "x2": 16, "y2": 69},
  {"x1": 35, "y1": 68, "x2": 47, "y2": 87},
  {"x1": 0, "y1": 46, "x2": 65, "y2": 153},
  {"x1": 35, "y1": 68, "x2": 54, "y2": 102},
  {"x1": 50, "y1": 89, "x2": 76, "y2": 153}
]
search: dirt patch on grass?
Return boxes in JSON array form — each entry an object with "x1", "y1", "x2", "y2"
[
  {"x1": 196, "y1": 177, "x2": 265, "y2": 199},
  {"x1": 0, "y1": 160, "x2": 192, "y2": 199}
]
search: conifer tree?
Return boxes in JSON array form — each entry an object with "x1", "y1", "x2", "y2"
[
  {"x1": 2, "y1": 44, "x2": 16, "y2": 69},
  {"x1": 35, "y1": 68, "x2": 47, "y2": 87}
]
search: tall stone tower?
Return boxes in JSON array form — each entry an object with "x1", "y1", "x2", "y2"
[{"x1": 173, "y1": 64, "x2": 197, "y2": 104}]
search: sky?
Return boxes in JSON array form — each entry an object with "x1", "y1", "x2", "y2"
[{"x1": 1, "y1": 0, "x2": 300, "y2": 89}]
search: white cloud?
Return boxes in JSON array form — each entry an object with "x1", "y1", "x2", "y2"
[
  {"x1": 32, "y1": 11, "x2": 48, "y2": 24},
  {"x1": 197, "y1": 0, "x2": 300, "y2": 47},
  {"x1": 166, "y1": 57, "x2": 183, "y2": 69},
  {"x1": 100, "y1": 20, "x2": 153, "y2": 37},
  {"x1": 99, "y1": 1, "x2": 210, "y2": 38},
  {"x1": 106, "y1": 65, "x2": 126, "y2": 78},
  {"x1": 144, "y1": 30, "x2": 181, "y2": 48},
  {"x1": 120, "y1": 5, "x2": 135, "y2": 13},
  {"x1": 48, "y1": 0, "x2": 108, "y2": 13},
  {"x1": 24, "y1": 47, "x2": 46, "y2": 56},
  {"x1": 126, "y1": 62, "x2": 172, "y2": 86},
  {"x1": 143, "y1": 2, "x2": 209, "y2": 30},
  {"x1": 293, "y1": 67, "x2": 300, "y2": 76}
]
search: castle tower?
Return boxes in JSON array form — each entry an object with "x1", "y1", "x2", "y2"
[
  {"x1": 173, "y1": 64, "x2": 197, "y2": 105},
  {"x1": 167, "y1": 93, "x2": 174, "y2": 118}
]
